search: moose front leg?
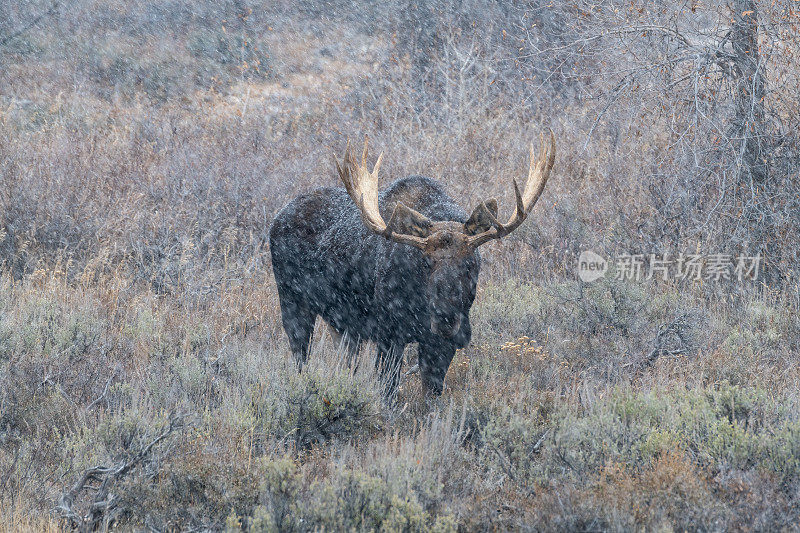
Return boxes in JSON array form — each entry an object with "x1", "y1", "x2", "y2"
[{"x1": 418, "y1": 337, "x2": 457, "y2": 396}]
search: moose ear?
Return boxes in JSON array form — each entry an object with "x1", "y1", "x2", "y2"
[
  {"x1": 463, "y1": 198, "x2": 498, "y2": 235},
  {"x1": 386, "y1": 203, "x2": 434, "y2": 238}
]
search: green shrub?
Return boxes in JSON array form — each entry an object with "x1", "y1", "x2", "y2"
[
  {"x1": 121, "y1": 445, "x2": 260, "y2": 531},
  {"x1": 230, "y1": 457, "x2": 457, "y2": 532},
  {"x1": 0, "y1": 292, "x2": 111, "y2": 441},
  {"x1": 252, "y1": 456, "x2": 302, "y2": 531},
  {"x1": 247, "y1": 363, "x2": 381, "y2": 450},
  {"x1": 299, "y1": 467, "x2": 456, "y2": 532},
  {"x1": 479, "y1": 401, "x2": 551, "y2": 489},
  {"x1": 470, "y1": 279, "x2": 545, "y2": 343},
  {"x1": 540, "y1": 384, "x2": 800, "y2": 486}
]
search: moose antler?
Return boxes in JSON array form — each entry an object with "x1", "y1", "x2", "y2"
[
  {"x1": 466, "y1": 131, "x2": 556, "y2": 248},
  {"x1": 335, "y1": 139, "x2": 432, "y2": 250}
]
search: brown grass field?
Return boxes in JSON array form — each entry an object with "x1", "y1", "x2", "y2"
[{"x1": 1, "y1": 1, "x2": 799, "y2": 531}]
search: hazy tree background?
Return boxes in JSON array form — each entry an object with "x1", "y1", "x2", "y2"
[{"x1": 2, "y1": 0, "x2": 799, "y2": 282}]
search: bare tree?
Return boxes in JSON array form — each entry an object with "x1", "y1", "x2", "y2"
[
  {"x1": 730, "y1": 0, "x2": 767, "y2": 184},
  {"x1": 504, "y1": 0, "x2": 799, "y2": 279}
]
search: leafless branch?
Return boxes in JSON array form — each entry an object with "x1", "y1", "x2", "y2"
[
  {"x1": 57, "y1": 414, "x2": 183, "y2": 531},
  {"x1": 86, "y1": 371, "x2": 117, "y2": 411}
]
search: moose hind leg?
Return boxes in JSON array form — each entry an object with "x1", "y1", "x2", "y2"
[{"x1": 279, "y1": 298, "x2": 315, "y2": 368}]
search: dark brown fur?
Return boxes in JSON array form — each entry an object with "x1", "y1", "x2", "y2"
[{"x1": 269, "y1": 176, "x2": 479, "y2": 397}]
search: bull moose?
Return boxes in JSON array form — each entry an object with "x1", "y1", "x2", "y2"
[{"x1": 269, "y1": 133, "x2": 555, "y2": 397}]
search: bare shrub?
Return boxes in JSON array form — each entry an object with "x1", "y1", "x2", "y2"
[{"x1": 1, "y1": 0, "x2": 799, "y2": 530}]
